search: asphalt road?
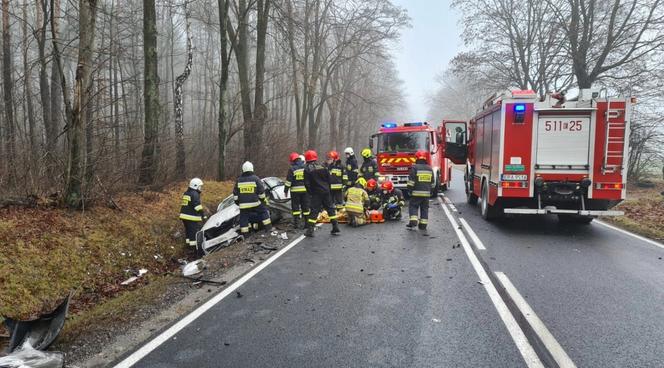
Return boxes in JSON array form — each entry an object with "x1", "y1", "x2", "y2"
[{"x1": 114, "y1": 169, "x2": 664, "y2": 368}]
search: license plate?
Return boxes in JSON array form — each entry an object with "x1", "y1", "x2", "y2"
[
  {"x1": 396, "y1": 167, "x2": 409, "y2": 171},
  {"x1": 502, "y1": 174, "x2": 527, "y2": 181}
]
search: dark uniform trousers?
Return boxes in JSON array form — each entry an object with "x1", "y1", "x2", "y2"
[
  {"x1": 330, "y1": 190, "x2": 344, "y2": 210},
  {"x1": 408, "y1": 198, "x2": 429, "y2": 226},
  {"x1": 291, "y1": 192, "x2": 311, "y2": 219},
  {"x1": 308, "y1": 193, "x2": 337, "y2": 226},
  {"x1": 239, "y1": 204, "x2": 272, "y2": 233}
]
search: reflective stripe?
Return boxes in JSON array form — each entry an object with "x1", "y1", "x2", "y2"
[
  {"x1": 238, "y1": 182, "x2": 257, "y2": 188},
  {"x1": 307, "y1": 218, "x2": 317, "y2": 223},
  {"x1": 410, "y1": 215, "x2": 419, "y2": 221},
  {"x1": 346, "y1": 204, "x2": 364, "y2": 212},
  {"x1": 239, "y1": 201, "x2": 261, "y2": 209},
  {"x1": 285, "y1": 181, "x2": 292, "y2": 187},
  {"x1": 331, "y1": 169, "x2": 342, "y2": 176},
  {"x1": 187, "y1": 240, "x2": 197, "y2": 247},
  {"x1": 233, "y1": 195, "x2": 239, "y2": 201},
  {"x1": 258, "y1": 193, "x2": 266, "y2": 199},
  {"x1": 262, "y1": 218, "x2": 272, "y2": 225},
  {"x1": 328, "y1": 215, "x2": 338, "y2": 220},
  {"x1": 342, "y1": 175, "x2": 348, "y2": 180},
  {"x1": 179, "y1": 214, "x2": 202, "y2": 221},
  {"x1": 292, "y1": 211, "x2": 302, "y2": 216},
  {"x1": 407, "y1": 180, "x2": 415, "y2": 186},
  {"x1": 331, "y1": 184, "x2": 344, "y2": 190},
  {"x1": 240, "y1": 227, "x2": 250, "y2": 233},
  {"x1": 194, "y1": 205, "x2": 204, "y2": 211},
  {"x1": 412, "y1": 191, "x2": 430, "y2": 197},
  {"x1": 291, "y1": 186, "x2": 306, "y2": 192},
  {"x1": 303, "y1": 211, "x2": 311, "y2": 216},
  {"x1": 419, "y1": 219, "x2": 428, "y2": 224},
  {"x1": 182, "y1": 195, "x2": 191, "y2": 201}
]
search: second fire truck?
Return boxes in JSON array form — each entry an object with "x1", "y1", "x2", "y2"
[{"x1": 443, "y1": 89, "x2": 633, "y2": 223}]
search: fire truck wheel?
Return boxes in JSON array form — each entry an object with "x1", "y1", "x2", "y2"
[
  {"x1": 557, "y1": 214, "x2": 594, "y2": 224},
  {"x1": 465, "y1": 170, "x2": 478, "y2": 205},
  {"x1": 480, "y1": 181, "x2": 500, "y2": 220}
]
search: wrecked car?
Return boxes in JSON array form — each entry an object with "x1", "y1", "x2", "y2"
[{"x1": 196, "y1": 177, "x2": 292, "y2": 255}]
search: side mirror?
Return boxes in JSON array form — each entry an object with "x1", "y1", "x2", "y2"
[{"x1": 369, "y1": 134, "x2": 376, "y2": 149}]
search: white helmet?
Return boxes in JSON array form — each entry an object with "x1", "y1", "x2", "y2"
[
  {"x1": 189, "y1": 177, "x2": 203, "y2": 191},
  {"x1": 242, "y1": 161, "x2": 254, "y2": 173},
  {"x1": 299, "y1": 155, "x2": 305, "y2": 162},
  {"x1": 344, "y1": 147, "x2": 354, "y2": 155}
]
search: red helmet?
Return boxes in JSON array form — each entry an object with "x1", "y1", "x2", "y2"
[
  {"x1": 304, "y1": 150, "x2": 318, "y2": 162},
  {"x1": 327, "y1": 150, "x2": 340, "y2": 161},
  {"x1": 367, "y1": 178, "x2": 377, "y2": 190},
  {"x1": 415, "y1": 150, "x2": 427, "y2": 160},
  {"x1": 289, "y1": 152, "x2": 300, "y2": 163},
  {"x1": 381, "y1": 180, "x2": 394, "y2": 192}
]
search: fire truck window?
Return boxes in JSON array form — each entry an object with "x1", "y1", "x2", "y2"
[
  {"x1": 445, "y1": 123, "x2": 466, "y2": 144},
  {"x1": 378, "y1": 132, "x2": 428, "y2": 153}
]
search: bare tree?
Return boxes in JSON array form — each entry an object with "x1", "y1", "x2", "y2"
[
  {"x1": 2, "y1": 0, "x2": 17, "y2": 184},
  {"x1": 174, "y1": 1, "x2": 193, "y2": 179}
]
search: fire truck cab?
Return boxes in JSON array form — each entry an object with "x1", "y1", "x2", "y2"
[
  {"x1": 369, "y1": 122, "x2": 452, "y2": 195},
  {"x1": 443, "y1": 89, "x2": 633, "y2": 223}
]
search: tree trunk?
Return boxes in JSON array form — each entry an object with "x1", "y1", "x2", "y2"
[
  {"x1": 2, "y1": 0, "x2": 17, "y2": 185},
  {"x1": 174, "y1": 3, "x2": 193, "y2": 179},
  {"x1": 22, "y1": 0, "x2": 38, "y2": 167},
  {"x1": 252, "y1": 0, "x2": 270, "y2": 162},
  {"x1": 139, "y1": 0, "x2": 161, "y2": 186},
  {"x1": 64, "y1": 0, "x2": 98, "y2": 208},
  {"x1": 50, "y1": 0, "x2": 62, "y2": 152},
  {"x1": 217, "y1": 0, "x2": 230, "y2": 180},
  {"x1": 36, "y1": 0, "x2": 53, "y2": 163}
]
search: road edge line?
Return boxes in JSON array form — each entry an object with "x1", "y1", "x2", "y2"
[
  {"x1": 438, "y1": 199, "x2": 544, "y2": 368},
  {"x1": 595, "y1": 220, "x2": 664, "y2": 250},
  {"x1": 459, "y1": 218, "x2": 487, "y2": 250},
  {"x1": 495, "y1": 272, "x2": 577, "y2": 368},
  {"x1": 112, "y1": 234, "x2": 307, "y2": 368}
]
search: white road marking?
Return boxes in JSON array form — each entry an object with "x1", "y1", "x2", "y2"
[
  {"x1": 439, "y1": 199, "x2": 544, "y2": 368},
  {"x1": 113, "y1": 235, "x2": 307, "y2": 368},
  {"x1": 442, "y1": 195, "x2": 458, "y2": 212},
  {"x1": 459, "y1": 218, "x2": 487, "y2": 250},
  {"x1": 595, "y1": 220, "x2": 664, "y2": 250},
  {"x1": 495, "y1": 272, "x2": 577, "y2": 368}
]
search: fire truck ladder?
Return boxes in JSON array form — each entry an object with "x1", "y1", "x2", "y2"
[{"x1": 602, "y1": 98, "x2": 626, "y2": 174}]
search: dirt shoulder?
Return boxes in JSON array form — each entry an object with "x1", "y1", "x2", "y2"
[{"x1": 601, "y1": 179, "x2": 664, "y2": 242}]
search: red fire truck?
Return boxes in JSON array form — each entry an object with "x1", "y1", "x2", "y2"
[
  {"x1": 369, "y1": 121, "x2": 453, "y2": 195},
  {"x1": 443, "y1": 89, "x2": 633, "y2": 223}
]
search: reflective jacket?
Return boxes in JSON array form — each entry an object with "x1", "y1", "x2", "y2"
[
  {"x1": 345, "y1": 186, "x2": 369, "y2": 214},
  {"x1": 360, "y1": 157, "x2": 379, "y2": 180},
  {"x1": 179, "y1": 188, "x2": 204, "y2": 222},
  {"x1": 407, "y1": 160, "x2": 435, "y2": 197},
  {"x1": 326, "y1": 160, "x2": 345, "y2": 191},
  {"x1": 345, "y1": 155, "x2": 359, "y2": 185},
  {"x1": 304, "y1": 161, "x2": 331, "y2": 195},
  {"x1": 233, "y1": 172, "x2": 267, "y2": 209},
  {"x1": 380, "y1": 188, "x2": 405, "y2": 208},
  {"x1": 285, "y1": 162, "x2": 306, "y2": 193}
]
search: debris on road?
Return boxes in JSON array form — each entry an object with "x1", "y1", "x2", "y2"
[
  {"x1": 120, "y1": 269, "x2": 148, "y2": 286},
  {"x1": 3, "y1": 295, "x2": 71, "y2": 353},
  {"x1": 432, "y1": 318, "x2": 441, "y2": 323},
  {"x1": 0, "y1": 342, "x2": 64, "y2": 368},
  {"x1": 236, "y1": 292, "x2": 243, "y2": 298},
  {"x1": 182, "y1": 260, "x2": 207, "y2": 277}
]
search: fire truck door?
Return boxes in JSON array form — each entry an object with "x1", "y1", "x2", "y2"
[{"x1": 443, "y1": 121, "x2": 467, "y2": 164}]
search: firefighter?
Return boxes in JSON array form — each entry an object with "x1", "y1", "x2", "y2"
[
  {"x1": 284, "y1": 152, "x2": 309, "y2": 229},
  {"x1": 233, "y1": 161, "x2": 272, "y2": 236},
  {"x1": 365, "y1": 178, "x2": 381, "y2": 210},
  {"x1": 179, "y1": 178, "x2": 206, "y2": 254},
  {"x1": 407, "y1": 150, "x2": 435, "y2": 232},
  {"x1": 344, "y1": 147, "x2": 359, "y2": 186},
  {"x1": 326, "y1": 150, "x2": 345, "y2": 211},
  {"x1": 380, "y1": 180, "x2": 405, "y2": 221},
  {"x1": 345, "y1": 178, "x2": 370, "y2": 227},
  {"x1": 303, "y1": 150, "x2": 341, "y2": 237},
  {"x1": 360, "y1": 148, "x2": 378, "y2": 181}
]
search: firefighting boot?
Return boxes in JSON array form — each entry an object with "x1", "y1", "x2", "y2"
[
  {"x1": 418, "y1": 221, "x2": 428, "y2": 235},
  {"x1": 331, "y1": 220, "x2": 341, "y2": 235},
  {"x1": 406, "y1": 217, "x2": 418, "y2": 229},
  {"x1": 304, "y1": 224, "x2": 315, "y2": 237},
  {"x1": 293, "y1": 216, "x2": 301, "y2": 229}
]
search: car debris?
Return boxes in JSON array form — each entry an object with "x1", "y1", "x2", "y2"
[
  {"x1": 196, "y1": 177, "x2": 292, "y2": 256},
  {"x1": 0, "y1": 341, "x2": 64, "y2": 368},
  {"x1": 182, "y1": 260, "x2": 207, "y2": 277},
  {"x1": 3, "y1": 295, "x2": 70, "y2": 353},
  {"x1": 120, "y1": 269, "x2": 148, "y2": 286}
]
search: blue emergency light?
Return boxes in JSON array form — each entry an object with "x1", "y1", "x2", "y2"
[
  {"x1": 514, "y1": 104, "x2": 526, "y2": 112},
  {"x1": 382, "y1": 122, "x2": 397, "y2": 128}
]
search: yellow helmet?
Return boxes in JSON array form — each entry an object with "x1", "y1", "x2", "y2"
[
  {"x1": 361, "y1": 148, "x2": 372, "y2": 158},
  {"x1": 356, "y1": 177, "x2": 367, "y2": 188}
]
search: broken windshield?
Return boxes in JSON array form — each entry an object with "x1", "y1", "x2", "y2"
[{"x1": 377, "y1": 132, "x2": 428, "y2": 153}]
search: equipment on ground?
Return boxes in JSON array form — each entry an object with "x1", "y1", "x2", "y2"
[{"x1": 442, "y1": 88, "x2": 633, "y2": 223}]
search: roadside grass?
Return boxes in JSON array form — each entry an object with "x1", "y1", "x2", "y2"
[
  {"x1": 601, "y1": 179, "x2": 664, "y2": 242},
  {"x1": 0, "y1": 181, "x2": 233, "y2": 321}
]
